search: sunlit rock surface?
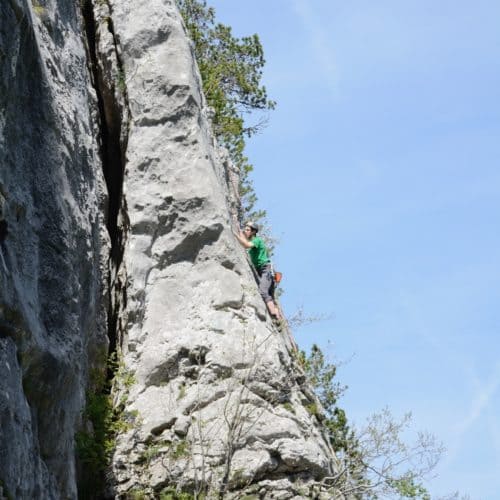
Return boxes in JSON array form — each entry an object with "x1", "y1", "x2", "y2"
[{"x1": 102, "y1": 1, "x2": 336, "y2": 498}]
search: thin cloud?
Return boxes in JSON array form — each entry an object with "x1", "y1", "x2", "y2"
[
  {"x1": 454, "y1": 363, "x2": 500, "y2": 435},
  {"x1": 292, "y1": 0, "x2": 339, "y2": 95},
  {"x1": 440, "y1": 362, "x2": 500, "y2": 469},
  {"x1": 395, "y1": 288, "x2": 499, "y2": 466},
  {"x1": 486, "y1": 414, "x2": 500, "y2": 464}
]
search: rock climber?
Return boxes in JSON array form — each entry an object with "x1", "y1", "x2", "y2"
[{"x1": 234, "y1": 221, "x2": 282, "y2": 323}]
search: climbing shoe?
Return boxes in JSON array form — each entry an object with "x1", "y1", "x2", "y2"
[{"x1": 271, "y1": 315, "x2": 283, "y2": 330}]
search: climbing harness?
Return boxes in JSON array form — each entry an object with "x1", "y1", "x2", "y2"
[{"x1": 273, "y1": 268, "x2": 282, "y2": 286}]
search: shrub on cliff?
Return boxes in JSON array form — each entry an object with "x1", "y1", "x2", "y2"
[
  {"x1": 301, "y1": 344, "x2": 443, "y2": 499},
  {"x1": 176, "y1": 0, "x2": 275, "y2": 223}
]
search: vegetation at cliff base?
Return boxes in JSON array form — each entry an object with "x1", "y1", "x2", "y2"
[
  {"x1": 176, "y1": 0, "x2": 275, "y2": 223},
  {"x1": 76, "y1": 353, "x2": 138, "y2": 498},
  {"x1": 302, "y1": 344, "x2": 443, "y2": 499}
]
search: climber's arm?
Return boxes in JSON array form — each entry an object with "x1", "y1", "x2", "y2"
[{"x1": 234, "y1": 230, "x2": 254, "y2": 249}]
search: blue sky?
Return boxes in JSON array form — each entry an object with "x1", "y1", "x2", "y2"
[{"x1": 208, "y1": 1, "x2": 500, "y2": 497}]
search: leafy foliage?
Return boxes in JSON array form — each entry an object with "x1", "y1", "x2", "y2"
[
  {"x1": 301, "y1": 344, "x2": 442, "y2": 499},
  {"x1": 31, "y1": 0, "x2": 47, "y2": 17},
  {"x1": 0, "y1": 478, "x2": 13, "y2": 500},
  {"x1": 299, "y1": 345, "x2": 362, "y2": 473},
  {"x1": 176, "y1": 0, "x2": 275, "y2": 222},
  {"x1": 76, "y1": 353, "x2": 137, "y2": 498},
  {"x1": 159, "y1": 488, "x2": 198, "y2": 500}
]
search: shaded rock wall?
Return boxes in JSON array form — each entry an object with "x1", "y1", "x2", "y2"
[{"x1": 0, "y1": 0, "x2": 108, "y2": 498}]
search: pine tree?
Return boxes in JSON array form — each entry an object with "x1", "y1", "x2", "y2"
[{"x1": 177, "y1": 0, "x2": 275, "y2": 222}]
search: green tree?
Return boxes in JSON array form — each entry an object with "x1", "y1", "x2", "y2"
[
  {"x1": 176, "y1": 0, "x2": 275, "y2": 222},
  {"x1": 301, "y1": 344, "x2": 443, "y2": 499},
  {"x1": 300, "y1": 345, "x2": 366, "y2": 495}
]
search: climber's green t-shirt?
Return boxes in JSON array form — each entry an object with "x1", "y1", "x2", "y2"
[{"x1": 248, "y1": 236, "x2": 270, "y2": 269}]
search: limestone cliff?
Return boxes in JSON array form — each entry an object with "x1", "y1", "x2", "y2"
[
  {"x1": 0, "y1": 0, "x2": 108, "y2": 498},
  {"x1": 0, "y1": 1, "x2": 338, "y2": 498}
]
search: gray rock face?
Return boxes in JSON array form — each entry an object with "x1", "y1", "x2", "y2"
[
  {"x1": 1, "y1": 0, "x2": 338, "y2": 498},
  {"x1": 96, "y1": 1, "x2": 338, "y2": 498},
  {"x1": 0, "y1": 0, "x2": 108, "y2": 498}
]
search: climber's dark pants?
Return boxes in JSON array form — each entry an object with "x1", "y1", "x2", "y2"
[{"x1": 256, "y1": 263, "x2": 275, "y2": 303}]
